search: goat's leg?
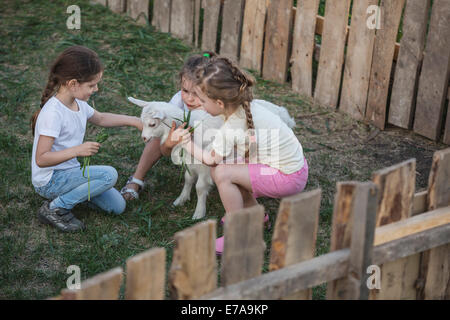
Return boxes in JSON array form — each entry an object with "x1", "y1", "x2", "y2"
[
  {"x1": 173, "y1": 169, "x2": 196, "y2": 207},
  {"x1": 192, "y1": 172, "x2": 213, "y2": 220}
]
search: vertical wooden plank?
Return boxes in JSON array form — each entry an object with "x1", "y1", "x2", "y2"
[
  {"x1": 125, "y1": 248, "x2": 166, "y2": 300},
  {"x1": 201, "y1": 0, "x2": 221, "y2": 52},
  {"x1": 93, "y1": 0, "x2": 107, "y2": 6},
  {"x1": 413, "y1": 190, "x2": 428, "y2": 216},
  {"x1": 340, "y1": 0, "x2": 377, "y2": 121},
  {"x1": 413, "y1": 0, "x2": 450, "y2": 141},
  {"x1": 314, "y1": 0, "x2": 351, "y2": 108},
  {"x1": 170, "y1": 0, "x2": 194, "y2": 43},
  {"x1": 61, "y1": 267, "x2": 123, "y2": 300},
  {"x1": 240, "y1": 0, "x2": 269, "y2": 73},
  {"x1": 108, "y1": 0, "x2": 126, "y2": 13},
  {"x1": 326, "y1": 182, "x2": 358, "y2": 299},
  {"x1": 388, "y1": 0, "x2": 430, "y2": 129},
  {"x1": 127, "y1": 0, "x2": 150, "y2": 25},
  {"x1": 369, "y1": 159, "x2": 417, "y2": 300},
  {"x1": 194, "y1": 0, "x2": 202, "y2": 47},
  {"x1": 444, "y1": 99, "x2": 450, "y2": 145},
  {"x1": 291, "y1": 0, "x2": 320, "y2": 97},
  {"x1": 366, "y1": 0, "x2": 406, "y2": 129},
  {"x1": 220, "y1": 0, "x2": 245, "y2": 61},
  {"x1": 152, "y1": 0, "x2": 171, "y2": 33},
  {"x1": 221, "y1": 205, "x2": 265, "y2": 286},
  {"x1": 262, "y1": 0, "x2": 294, "y2": 83},
  {"x1": 169, "y1": 220, "x2": 217, "y2": 299},
  {"x1": 269, "y1": 189, "x2": 321, "y2": 300},
  {"x1": 342, "y1": 182, "x2": 379, "y2": 300},
  {"x1": 419, "y1": 148, "x2": 450, "y2": 299}
]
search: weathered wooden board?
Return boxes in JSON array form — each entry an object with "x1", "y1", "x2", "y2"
[
  {"x1": 366, "y1": 0, "x2": 406, "y2": 129},
  {"x1": 61, "y1": 267, "x2": 123, "y2": 300},
  {"x1": 340, "y1": 0, "x2": 377, "y2": 120},
  {"x1": 326, "y1": 182, "x2": 358, "y2": 299},
  {"x1": 108, "y1": 0, "x2": 126, "y2": 13},
  {"x1": 152, "y1": 0, "x2": 171, "y2": 33},
  {"x1": 269, "y1": 189, "x2": 321, "y2": 299},
  {"x1": 369, "y1": 159, "x2": 417, "y2": 300},
  {"x1": 240, "y1": 0, "x2": 269, "y2": 73},
  {"x1": 220, "y1": 0, "x2": 245, "y2": 61},
  {"x1": 93, "y1": 0, "x2": 107, "y2": 6},
  {"x1": 314, "y1": 0, "x2": 351, "y2": 108},
  {"x1": 388, "y1": 0, "x2": 430, "y2": 129},
  {"x1": 125, "y1": 248, "x2": 166, "y2": 300},
  {"x1": 290, "y1": 0, "x2": 320, "y2": 97},
  {"x1": 413, "y1": 0, "x2": 450, "y2": 141},
  {"x1": 127, "y1": 0, "x2": 150, "y2": 25},
  {"x1": 201, "y1": 0, "x2": 221, "y2": 52},
  {"x1": 262, "y1": 0, "x2": 294, "y2": 83},
  {"x1": 221, "y1": 205, "x2": 265, "y2": 286},
  {"x1": 169, "y1": 220, "x2": 217, "y2": 299},
  {"x1": 444, "y1": 99, "x2": 450, "y2": 144},
  {"x1": 170, "y1": 0, "x2": 194, "y2": 43},
  {"x1": 420, "y1": 148, "x2": 450, "y2": 299}
]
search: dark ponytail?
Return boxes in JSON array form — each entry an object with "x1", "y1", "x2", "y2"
[{"x1": 31, "y1": 46, "x2": 103, "y2": 136}]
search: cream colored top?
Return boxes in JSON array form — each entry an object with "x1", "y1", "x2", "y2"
[{"x1": 212, "y1": 100, "x2": 304, "y2": 174}]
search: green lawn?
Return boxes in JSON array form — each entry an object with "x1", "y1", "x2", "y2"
[{"x1": 0, "y1": 0, "x2": 443, "y2": 300}]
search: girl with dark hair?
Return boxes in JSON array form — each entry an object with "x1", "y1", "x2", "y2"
[{"x1": 31, "y1": 45, "x2": 143, "y2": 232}]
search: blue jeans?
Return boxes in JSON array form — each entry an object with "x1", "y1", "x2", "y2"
[{"x1": 34, "y1": 165, "x2": 126, "y2": 214}]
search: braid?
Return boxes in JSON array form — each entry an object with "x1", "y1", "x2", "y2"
[
  {"x1": 31, "y1": 73, "x2": 59, "y2": 135},
  {"x1": 242, "y1": 100, "x2": 255, "y2": 130}
]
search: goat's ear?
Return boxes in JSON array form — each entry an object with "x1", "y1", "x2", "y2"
[
  {"x1": 153, "y1": 111, "x2": 166, "y2": 120},
  {"x1": 128, "y1": 97, "x2": 150, "y2": 108}
]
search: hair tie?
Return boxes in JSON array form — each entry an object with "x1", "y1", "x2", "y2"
[{"x1": 203, "y1": 53, "x2": 210, "y2": 58}]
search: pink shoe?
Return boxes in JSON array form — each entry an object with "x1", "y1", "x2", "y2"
[
  {"x1": 216, "y1": 236, "x2": 224, "y2": 255},
  {"x1": 220, "y1": 214, "x2": 271, "y2": 229}
]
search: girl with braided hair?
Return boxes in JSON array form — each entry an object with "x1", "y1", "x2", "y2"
[
  {"x1": 31, "y1": 46, "x2": 143, "y2": 232},
  {"x1": 179, "y1": 57, "x2": 308, "y2": 254}
]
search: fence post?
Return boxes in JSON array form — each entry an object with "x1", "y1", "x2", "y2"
[
  {"x1": 342, "y1": 182, "x2": 379, "y2": 300},
  {"x1": 418, "y1": 148, "x2": 450, "y2": 299},
  {"x1": 201, "y1": 0, "x2": 221, "y2": 52},
  {"x1": 127, "y1": 0, "x2": 150, "y2": 25},
  {"x1": 152, "y1": 0, "x2": 171, "y2": 33},
  {"x1": 221, "y1": 205, "x2": 265, "y2": 286},
  {"x1": 269, "y1": 189, "x2": 321, "y2": 299},
  {"x1": 125, "y1": 248, "x2": 166, "y2": 300},
  {"x1": 61, "y1": 267, "x2": 123, "y2": 300},
  {"x1": 169, "y1": 220, "x2": 217, "y2": 299},
  {"x1": 369, "y1": 159, "x2": 417, "y2": 300},
  {"x1": 220, "y1": 0, "x2": 245, "y2": 62},
  {"x1": 170, "y1": 0, "x2": 194, "y2": 43},
  {"x1": 108, "y1": 0, "x2": 126, "y2": 13}
]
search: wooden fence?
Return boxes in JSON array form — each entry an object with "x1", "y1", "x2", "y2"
[
  {"x1": 50, "y1": 147, "x2": 450, "y2": 300},
  {"x1": 94, "y1": 0, "x2": 450, "y2": 145}
]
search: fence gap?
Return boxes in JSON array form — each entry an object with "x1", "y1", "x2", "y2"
[
  {"x1": 221, "y1": 205, "x2": 265, "y2": 286},
  {"x1": 269, "y1": 189, "x2": 321, "y2": 300},
  {"x1": 168, "y1": 220, "x2": 217, "y2": 299},
  {"x1": 125, "y1": 247, "x2": 166, "y2": 300}
]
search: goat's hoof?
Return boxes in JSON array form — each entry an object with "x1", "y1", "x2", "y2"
[
  {"x1": 173, "y1": 197, "x2": 189, "y2": 207},
  {"x1": 192, "y1": 211, "x2": 206, "y2": 220}
]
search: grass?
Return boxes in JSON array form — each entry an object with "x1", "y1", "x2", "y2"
[{"x1": 0, "y1": 0, "x2": 445, "y2": 300}]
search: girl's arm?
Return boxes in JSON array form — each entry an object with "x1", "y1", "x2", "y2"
[
  {"x1": 182, "y1": 140, "x2": 223, "y2": 167},
  {"x1": 35, "y1": 135, "x2": 100, "y2": 168},
  {"x1": 89, "y1": 110, "x2": 143, "y2": 131}
]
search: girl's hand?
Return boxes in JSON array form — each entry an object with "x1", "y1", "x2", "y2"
[
  {"x1": 76, "y1": 142, "x2": 100, "y2": 157},
  {"x1": 166, "y1": 122, "x2": 191, "y2": 148}
]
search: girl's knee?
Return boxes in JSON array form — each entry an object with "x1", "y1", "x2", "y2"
[
  {"x1": 112, "y1": 198, "x2": 126, "y2": 215},
  {"x1": 101, "y1": 166, "x2": 118, "y2": 188},
  {"x1": 211, "y1": 165, "x2": 229, "y2": 184}
]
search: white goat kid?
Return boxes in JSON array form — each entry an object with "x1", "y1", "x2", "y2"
[
  {"x1": 128, "y1": 97, "x2": 297, "y2": 220},
  {"x1": 128, "y1": 97, "x2": 222, "y2": 220}
]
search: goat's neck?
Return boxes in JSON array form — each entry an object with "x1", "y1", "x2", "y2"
[{"x1": 160, "y1": 117, "x2": 182, "y2": 145}]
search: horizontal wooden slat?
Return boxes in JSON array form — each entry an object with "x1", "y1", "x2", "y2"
[{"x1": 201, "y1": 207, "x2": 450, "y2": 300}]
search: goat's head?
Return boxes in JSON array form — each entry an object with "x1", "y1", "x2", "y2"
[{"x1": 128, "y1": 97, "x2": 170, "y2": 143}]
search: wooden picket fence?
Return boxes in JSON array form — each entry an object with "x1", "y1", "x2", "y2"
[
  {"x1": 50, "y1": 147, "x2": 450, "y2": 300},
  {"x1": 93, "y1": 0, "x2": 450, "y2": 145}
]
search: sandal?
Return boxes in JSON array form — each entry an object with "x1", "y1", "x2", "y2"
[{"x1": 120, "y1": 176, "x2": 145, "y2": 200}]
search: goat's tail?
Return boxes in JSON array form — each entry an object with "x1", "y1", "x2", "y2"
[{"x1": 277, "y1": 106, "x2": 296, "y2": 129}]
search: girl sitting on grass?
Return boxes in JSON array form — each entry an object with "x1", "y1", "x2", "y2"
[
  {"x1": 178, "y1": 56, "x2": 308, "y2": 254},
  {"x1": 31, "y1": 45, "x2": 143, "y2": 232}
]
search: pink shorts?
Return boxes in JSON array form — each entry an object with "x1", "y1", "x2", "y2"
[{"x1": 249, "y1": 159, "x2": 308, "y2": 199}]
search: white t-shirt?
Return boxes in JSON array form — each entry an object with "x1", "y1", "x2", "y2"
[
  {"x1": 169, "y1": 91, "x2": 189, "y2": 112},
  {"x1": 32, "y1": 96, "x2": 95, "y2": 187},
  {"x1": 212, "y1": 100, "x2": 305, "y2": 174}
]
